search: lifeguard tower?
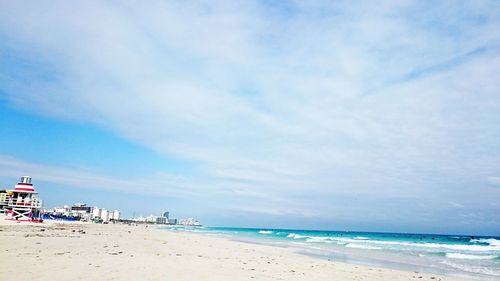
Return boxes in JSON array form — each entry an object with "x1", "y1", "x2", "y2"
[{"x1": 5, "y1": 176, "x2": 43, "y2": 222}]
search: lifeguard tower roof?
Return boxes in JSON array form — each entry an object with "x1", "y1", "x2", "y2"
[{"x1": 14, "y1": 176, "x2": 36, "y2": 193}]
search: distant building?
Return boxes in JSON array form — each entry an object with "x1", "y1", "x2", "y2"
[
  {"x1": 101, "y1": 209, "x2": 109, "y2": 222},
  {"x1": 146, "y1": 214, "x2": 156, "y2": 223},
  {"x1": 0, "y1": 190, "x2": 8, "y2": 209},
  {"x1": 162, "y1": 211, "x2": 170, "y2": 219},
  {"x1": 112, "y1": 210, "x2": 120, "y2": 220},
  {"x1": 156, "y1": 217, "x2": 167, "y2": 224},
  {"x1": 44, "y1": 203, "x2": 120, "y2": 224},
  {"x1": 168, "y1": 218, "x2": 177, "y2": 225},
  {"x1": 70, "y1": 203, "x2": 92, "y2": 219},
  {"x1": 92, "y1": 207, "x2": 101, "y2": 219},
  {"x1": 179, "y1": 218, "x2": 201, "y2": 226},
  {"x1": 53, "y1": 206, "x2": 70, "y2": 216}
]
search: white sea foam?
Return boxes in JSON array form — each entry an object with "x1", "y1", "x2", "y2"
[
  {"x1": 354, "y1": 236, "x2": 369, "y2": 240},
  {"x1": 345, "y1": 243, "x2": 381, "y2": 250},
  {"x1": 287, "y1": 233, "x2": 308, "y2": 239},
  {"x1": 471, "y1": 238, "x2": 500, "y2": 247},
  {"x1": 286, "y1": 234, "x2": 500, "y2": 253},
  {"x1": 306, "y1": 238, "x2": 336, "y2": 244},
  {"x1": 417, "y1": 243, "x2": 500, "y2": 252},
  {"x1": 446, "y1": 253, "x2": 498, "y2": 260},
  {"x1": 326, "y1": 238, "x2": 500, "y2": 252},
  {"x1": 306, "y1": 236, "x2": 332, "y2": 241},
  {"x1": 258, "y1": 230, "x2": 273, "y2": 234},
  {"x1": 442, "y1": 261, "x2": 500, "y2": 276}
]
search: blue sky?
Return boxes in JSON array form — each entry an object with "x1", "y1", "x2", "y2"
[{"x1": 1, "y1": 0, "x2": 499, "y2": 235}]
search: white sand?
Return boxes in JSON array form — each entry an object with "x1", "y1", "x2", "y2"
[{"x1": 0, "y1": 219, "x2": 472, "y2": 281}]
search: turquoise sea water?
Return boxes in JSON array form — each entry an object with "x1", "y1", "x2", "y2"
[{"x1": 160, "y1": 226, "x2": 500, "y2": 280}]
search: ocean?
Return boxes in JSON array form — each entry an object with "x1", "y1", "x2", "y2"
[{"x1": 160, "y1": 226, "x2": 500, "y2": 280}]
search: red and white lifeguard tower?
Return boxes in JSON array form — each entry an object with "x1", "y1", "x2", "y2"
[{"x1": 5, "y1": 176, "x2": 43, "y2": 222}]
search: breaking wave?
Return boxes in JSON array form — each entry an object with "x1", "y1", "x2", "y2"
[
  {"x1": 354, "y1": 236, "x2": 369, "y2": 240},
  {"x1": 287, "y1": 233, "x2": 309, "y2": 239},
  {"x1": 346, "y1": 243, "x2": 381, "y2": 250},
  {"x1": 471, "y1": 238, "x2": 500, "y2": 247}
]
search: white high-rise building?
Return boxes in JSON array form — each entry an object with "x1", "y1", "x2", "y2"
[
  {"x1": 92, "y1": 207, "x2": 101, "y2": 219},
  {"x1": 112, "y1": 210, "x2": 120, "y2": 221},
  {"x1": 146, "y1": 214, "x2": 156, "y2": 223},
  {"x1": 101, "y1": 209, "x2": 109, "y2": 222}
]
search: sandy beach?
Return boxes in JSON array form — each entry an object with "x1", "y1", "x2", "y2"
[{"x1": 0, "y1": 219, "x2": 474, "y2": 281}]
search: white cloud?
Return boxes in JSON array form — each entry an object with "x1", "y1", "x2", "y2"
[
  {"x1": 450, "y1": 202, "x2": 465, "y2": 208},
  {"x1": 0, "y1": 155, "x2": 199, "y2": 197},
  {"x1": 0, "y1": 1, "x2": 500, "y2": 222},
  {"x1": 488, "y1": 177, "x2": 500, "y2": 186}
]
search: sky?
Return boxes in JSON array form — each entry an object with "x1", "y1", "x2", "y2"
[{"x1": 0, "y1": 0, "x2": 499, "y2": 235}]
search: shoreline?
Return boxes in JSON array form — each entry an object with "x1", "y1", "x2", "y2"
[
  {"x1": 161, "y1": 227, "x2": 496, "y2": 281},
  {"x1": 0, "y1": 219, "x2": 476, "y2": 281},
  {"x1": 160, "y1": 226, "x2": 500, "y2": 280}
]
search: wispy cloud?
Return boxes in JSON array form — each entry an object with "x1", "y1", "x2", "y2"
[
  {"x1": 0, "y1": 155, "x2": 199, "y2": 197},
  {"x1": 450, "y1": 202, "x2": 465, "y2": 208}
]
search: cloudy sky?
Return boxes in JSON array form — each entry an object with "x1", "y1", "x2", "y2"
[{"x1": 1, "y1": 0, "x2": 499, "y2": 235}]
